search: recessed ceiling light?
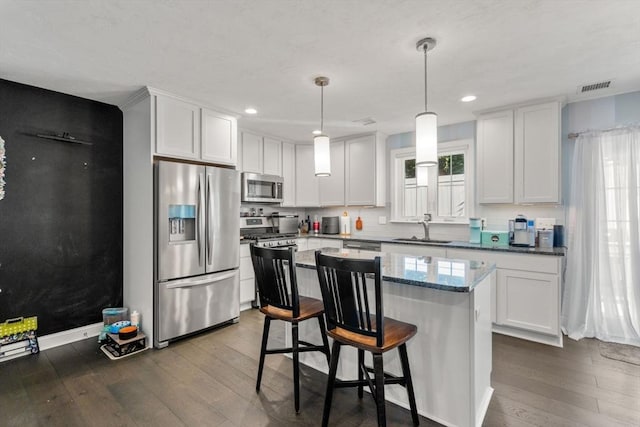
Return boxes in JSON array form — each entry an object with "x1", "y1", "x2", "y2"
[
  {"x1": 461, "y1": 95, "x2": 477, "y2": 103},
  {"x1": 312, "y1": 129, "x2": 322, "y2": 135},
  {"x1": 244, "y1": 107, "x2": 257, "y2": 114}
]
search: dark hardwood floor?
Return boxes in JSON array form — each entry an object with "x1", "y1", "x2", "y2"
[{"x1": 1, "y1": 309, "x2": 639, "y2": 426}]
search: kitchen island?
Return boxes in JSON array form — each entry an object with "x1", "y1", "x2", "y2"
[{"x1": 288, "y1": 247, "x2": 496, "y2": 427}]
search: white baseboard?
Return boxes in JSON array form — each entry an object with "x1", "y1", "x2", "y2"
[{"x1": 38, "y1": 322, "x2": 104, "y2": 351}]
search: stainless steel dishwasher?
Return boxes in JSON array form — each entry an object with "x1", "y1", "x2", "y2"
[{"x1": 342, "y1": 241, "x2": 381, "y2": 251}]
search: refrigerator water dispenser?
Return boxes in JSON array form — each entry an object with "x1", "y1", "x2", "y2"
[{"x1": 168, "y1": 204, "x2": 196, "y2": 242}]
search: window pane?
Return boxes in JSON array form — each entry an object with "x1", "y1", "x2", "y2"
[
  {"x1": 405, "y1": 159, "x2": 416, "y2": 179},
  {"x1": 438, "y1": 155, "x2": 450, "y2": 176},
  {"x1": 452, "y1": 154, "x2": 464, "y2": 175}
]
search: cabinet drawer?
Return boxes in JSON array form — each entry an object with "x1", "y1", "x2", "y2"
[{"x1": 240, "y1": 278, "x2": 255, "y2": 304}]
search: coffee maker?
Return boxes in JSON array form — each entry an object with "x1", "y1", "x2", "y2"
[{"x1": 512, "y1": 214, "x2": 530, "y2": 246}]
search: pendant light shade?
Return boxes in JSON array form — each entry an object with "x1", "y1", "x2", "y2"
[
  {"x1": 313, "y1": 76, "x2": 331, "y2": 176},
  {"x1": 416, "y1": 164, "x2": 429, "y2": 187},
  {"x1": 415, "y1": 112, "x2": 438, "y2": 166},
  {"x1": 314, "y1": 134, "x2": 331, "y2": 177},
  {"x1": 415, "y1": 37, "x2": 438, "y2": 167}
]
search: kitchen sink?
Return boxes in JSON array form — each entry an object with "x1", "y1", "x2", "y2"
[{"x1": 392, "y1": 237, "x2": 451, "y2": 244}]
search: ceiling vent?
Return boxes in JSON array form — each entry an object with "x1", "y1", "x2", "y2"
[
  {"x1": 353, "y1": 117, "x2": 376, "y2": 126},
  {"x1": 578, "y1": 80, "x2": 612, "y2": 93}
]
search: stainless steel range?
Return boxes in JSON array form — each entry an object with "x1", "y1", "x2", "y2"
[{"x1": 240, "y1": 216, "x2": 298, "y2": 248}]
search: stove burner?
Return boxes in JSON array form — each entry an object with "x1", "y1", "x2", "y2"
[
  {"x1": 242, "y1": 233, "x2": 297, "y2": 241},
  {"x1": 240, "y1": 232, "x2": 298, "y2": 248}
]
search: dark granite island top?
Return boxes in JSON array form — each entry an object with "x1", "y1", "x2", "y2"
[{"x1": 295, "y1": 247, "x2": 496, "y2": 293}]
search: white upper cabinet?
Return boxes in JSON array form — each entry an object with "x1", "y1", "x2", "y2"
[
  {"x1": 156, "y1": 95, "x2": 201, "y2": 159},
  {"x1": 476, "y1": 109, "x2": 514, "y2": 204},
  {"x1": 319, "y1": 140, "x2": 345, "y2": 206},
  {"x1": 263, "y1": 137, "x2": 282, "y2": 176},
  {"x1": 201, "y1": 108, "x2": 237, "y2": 166},
  {"x1": 295, "y1": 144, "x2": 320, "y2": 206},
  {"x1": 240, "y1": 131, "x2": 263, "y2": 173},
  {"x1": 238, "y1": 131, "x2": 283, "y2": 176},
  {"x1": 514, "y1": 101, "x2": 561, "y2": 203},
  {"x1": 152, "y1": 90, "x2": 237, "y2": 166},
  {"x1": 345, "y1": 133, "x2": 386, "y2": 206},
  {"x1": 476, "y1": 100, "x2": 562, "y2": 204},
  {"x1": 281, "y1": 142, "x2": 296, "y2": 207}
]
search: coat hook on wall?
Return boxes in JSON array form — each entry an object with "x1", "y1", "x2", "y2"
[{"x1": 35, "y1": 132, "x2": 92, "y2": 146}]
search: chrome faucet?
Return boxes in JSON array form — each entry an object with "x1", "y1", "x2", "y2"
[{"x1": 420, "y1": 213, "x2": 432, "y2": 240}]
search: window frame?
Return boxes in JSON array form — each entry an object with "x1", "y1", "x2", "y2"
[{"x1": 390, "y1": 139, "x2": 475, "y2": 224}]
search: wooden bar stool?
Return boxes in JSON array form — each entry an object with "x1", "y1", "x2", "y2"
[
  {"x1": 315, "y1": 250, "x2": 419, "y2": 427},
  {"x1": 250, "y1": 244, "x2": 331, "y2": 413}
]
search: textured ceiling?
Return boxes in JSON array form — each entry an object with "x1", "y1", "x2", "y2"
[{"x1": 1, "y1": 0, "x2": 639, "y2": 141}]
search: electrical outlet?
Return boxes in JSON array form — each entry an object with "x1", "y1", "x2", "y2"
[{"x1": 378, "y1": 216, "x2": 387, "y2": 225}]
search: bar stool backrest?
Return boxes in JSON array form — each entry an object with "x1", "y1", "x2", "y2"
[
  {"x1": 315, "y1": 251, "x2": 384, "y2": 347},
  {"x1": 250, "y1": 244, "x2": 300, "y2": 318}
]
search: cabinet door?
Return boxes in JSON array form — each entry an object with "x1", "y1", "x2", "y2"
[
  {"x1": 240, "y1": 132, "x2": 263, "y2": 173},
  {"x1": 319, "y1": 140, "x2": 345, "y2": 206},
  {"x1": 346, "y1": 135, "x2": 376, "y2": 205},
  {"x1": 201, "y1": 109, "x2": 237, "y2": 166},
  {"x1": 515, "y1": 102, "x2": 561, "y2": 203},
  {"x1": 263, "y1": 137, "x2": 282, "y2": 176},
  {"x1": 296, "y1": 237, "x2": 308, "y2": 252},
  {"x1": 294, "y1": 145, "x2": 320, "y2": 206},
  {"x1": 281, "y1": 142, "x2": 296, "y2": 207},
  {"x1": 156, "y1": 95, "x2": 200, "y2": 159},
  {"x1": 477, "y1": 110, "x2": 513, "y2": 203},
  {"x1": 496, "y1": 269, "x2": 559, "y2": 335}
]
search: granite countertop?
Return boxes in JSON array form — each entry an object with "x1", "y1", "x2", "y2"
[
  {"x1": 295, "y1": 247, "x2": 496, "y2": 293},
  {"x1": 298, "y1": 233, "x2": 566, "y2": 256}
]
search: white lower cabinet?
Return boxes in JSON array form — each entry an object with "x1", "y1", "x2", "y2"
[
  {"x1": 497, "y1": 269, "x2": 559, "y2": 335},
  {"x1": 239, "y1": 244, "x2": 255, "y2": 309},
  {"x1": 447, "y1": 248, "x2": 563, "y2": 347}
]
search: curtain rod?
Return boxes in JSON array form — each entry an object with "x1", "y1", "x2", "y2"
[{"x1": 568, "y1": 124, "x2": 639, "y2": 140}]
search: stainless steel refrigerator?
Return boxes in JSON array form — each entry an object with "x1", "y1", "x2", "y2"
[{"x1": 154, "y1": 160, "x2": 240, "y2": 348}]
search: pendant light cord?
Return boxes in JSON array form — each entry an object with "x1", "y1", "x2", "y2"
[
  {"x1": 320, "y1": 85, "x2": 324, "y2": 132},
  {"x1": 424, "y1": 45, "x2": 428, "y2": 112}
]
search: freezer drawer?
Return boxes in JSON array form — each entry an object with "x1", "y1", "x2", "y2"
[{"x1": 157, "y1": 270, "x2": 239, "y2": 344}]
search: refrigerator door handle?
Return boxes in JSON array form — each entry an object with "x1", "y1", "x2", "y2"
[
  {"x1": 197, "y1": 173, "x2": 205, "y2": 266},
  {"x1": 207, "y1": 173, "x2": 214, "y2": 265},
  {"x1": 165, "y1": 271, "x2": 238, "y2": 289}
]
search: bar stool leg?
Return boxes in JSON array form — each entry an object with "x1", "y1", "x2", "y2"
[
  {"x1": 322, "y1": 340, "x2": 341, "y2": 427},
  {"x1": 317, "y1": 315, "x2": 331, "y2": 366},
  {"x1": 292, "y1": 321, "x2": 300, "y2": 413},
  {"x1": 256, "y1": 316, "x2": 271, "y2": 392},
  {"x1": 357, "y1": 349, "x2": 365, "y2": 398},
  {"x1": 373, "y1": 353, "x2": 386, "y2": 427},
  {"x1": 399, "y1": 344, "x2": 419, "y2": 425}
]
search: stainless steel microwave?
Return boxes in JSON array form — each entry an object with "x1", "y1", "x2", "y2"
[{"x1": 241, "y1": 172, "x2": 283, "y2": 203}]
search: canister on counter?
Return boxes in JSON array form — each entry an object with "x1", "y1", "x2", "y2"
[{"x1": 538, "y1": 229, "x2": 554, "y2": 248}]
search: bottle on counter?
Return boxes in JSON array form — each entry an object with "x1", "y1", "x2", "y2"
[
  {"x1": 528, "y1": 220, "x2": 536, "y2": 247},
  {"x1": 130, "y1": 310, "x2": 140, "y2": 329},
  {"x1": 355, "y1": 216, "x2": 363, "y2": 231},
  {"x1": 313, "y1": 215, "x2": 320, "y2": 234}
]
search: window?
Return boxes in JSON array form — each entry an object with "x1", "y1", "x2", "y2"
[{"x1": 390, "y1": 139, "x2": 474, "y2": 223}]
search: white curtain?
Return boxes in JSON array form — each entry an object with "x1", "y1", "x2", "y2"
[{"x1": 562, "y1": 126, "x2": 640, "y2": 346}]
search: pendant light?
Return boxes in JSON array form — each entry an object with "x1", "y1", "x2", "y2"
[
  {"x1": 314, "y1": 76, "x2": 331, "y2": 177},
  {"x1": 415, "y1": 37, "x2": 438, "y2": 167}
]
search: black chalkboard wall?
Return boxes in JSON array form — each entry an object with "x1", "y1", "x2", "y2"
[{"x1": 0, "y1": 78, "x2": 123, "y2": 335}]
